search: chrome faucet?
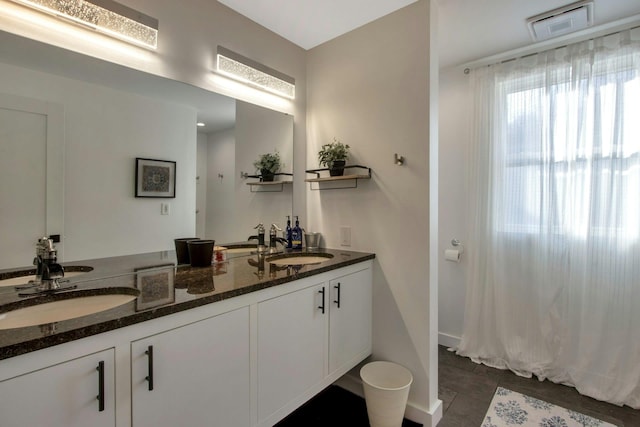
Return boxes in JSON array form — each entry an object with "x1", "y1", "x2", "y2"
[
  {"x1": 268, "y1": 224, "x2": 287, "y2": 254},
  {"x1": 33, "y1": 237, "x2": 65, "y2": 291},
  {"x1": 248, "y1": 223, "x2": 267, "y2": 254}
]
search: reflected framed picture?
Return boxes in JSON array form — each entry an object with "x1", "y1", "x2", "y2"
[
  {"x1": 135, "y1": 264, "x2": 175, "y2": 311},
  {"x1": 135, "y1": 157, "x2": 176, "y2": 198}
]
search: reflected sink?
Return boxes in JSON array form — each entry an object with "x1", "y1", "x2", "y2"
[
  {"x1": 0, "y1": 266, "x2": 93, "y2": 288},
  {"x1": 267, "y1": 252, "x2": 334, "y2": 266},
  {"x1": 0, "y1": 287, "x2": 139, "y2": 330},
  {"x1": 220, "y1": 244, "x2": 256, "y2": 254}
]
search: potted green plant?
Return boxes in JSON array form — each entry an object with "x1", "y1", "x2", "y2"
[
  {"x1": 318, "y1": 138, "x2": 350, "y2": 176},
  {"x1": 253, "y1": 152, "x2": 281, "y2": 182}
]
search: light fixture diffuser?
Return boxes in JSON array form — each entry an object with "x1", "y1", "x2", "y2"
[
  {"x1": 10, "y1": 0, "x2": 158, "y2": 49},
  {"x1": 217, "y1": 46, "x2": 295, "y2": 99}
]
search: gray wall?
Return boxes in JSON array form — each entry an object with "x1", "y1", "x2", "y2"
[{"x1": 306, "y1": 1, "x2": 440, "y2": 422}]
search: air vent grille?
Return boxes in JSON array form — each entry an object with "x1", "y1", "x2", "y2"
[{"x1": 527, "y1": 1, "x2": 594, "y2": 42}]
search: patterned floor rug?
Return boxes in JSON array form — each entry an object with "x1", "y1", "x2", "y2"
[{"x1": 482, "y1": 387, "x2": 615, "y2": 427}]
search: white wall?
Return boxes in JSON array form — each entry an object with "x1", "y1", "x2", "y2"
[
  {"x1": 234, "y1": 101, "x2": 294, "y2": 237},
  {"x1": 204, "y1": 128, "x2": 236, "y2": 243},
  {"x1": 0, "y1": 62, "x2": 197, "y2": 261},
  {"x1": 196, "y1": 132, "x2": 208, "y2": 238},
  {"x1": 307, "y1": 1, "x2": 440, "y2": 424},
  {"x1": 437, "y1": 68, "x2": 472, "y2": 346}
]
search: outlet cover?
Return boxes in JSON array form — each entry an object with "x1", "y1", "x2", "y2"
[
  {"x1": 161, "y1": 203, "x2": 170, "y2": 215},
  {"x1": 340, "y1": 226, "x2": 351, "y2": 247}
]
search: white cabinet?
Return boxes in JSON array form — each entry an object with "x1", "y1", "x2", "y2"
[
  {"x1": 328, "y1": 267, "x2": 372, "y2": 375},
  {"x1": 257, "y1": 266, "x2": 372, "y2": 425},
  {"x1": 0, "y1": 348, "x2": 115, "y2": 427},
  {"x1": 131, "y1": 307, "x2": 250, "y2": 427},
  {"x1": 257, "y1": 283, "x2": 327, "y2": 422},
  {"x1": 0, "y1": 261, "x2": 372, "y2": 427}
]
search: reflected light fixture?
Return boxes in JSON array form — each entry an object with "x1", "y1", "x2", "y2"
[
  {"x1": 9, "y1": 0, "x2": 158, "y2": 49},
  {"x1": 217, "y1": 46, "x2": 295, "y2": 99}
]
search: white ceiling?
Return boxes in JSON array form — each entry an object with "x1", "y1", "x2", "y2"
[
  {"x1": 217, "y1": 0, "x2": 419, "y2": 50},
  {"x1": 438, "y1": 0, "x2": 640, "y2": 68},
  {"x1": 218, "y1": 0, "x2": 640, "y2": 69}
]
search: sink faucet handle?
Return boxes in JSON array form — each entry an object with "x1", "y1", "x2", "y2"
[{"x1": 270, "y1": 224, "x2": 282, "y2": 233}]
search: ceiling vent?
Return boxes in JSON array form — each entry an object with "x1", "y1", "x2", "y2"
[{"x1": 527, "y1": 1, "x2": 594, "y2": 42}]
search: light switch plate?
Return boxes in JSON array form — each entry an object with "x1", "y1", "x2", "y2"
[
  {"x1": 340, "y1": 226, "x2": 351, "y2": 247},
  {"x1": 161, "y1": 203, "x2": 170, "y2": 215}
]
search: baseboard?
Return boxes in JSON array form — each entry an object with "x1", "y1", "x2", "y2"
[
  {"x1": 334, "y1": 373, "x2": 443, "y2": 427},
  {"x1": 438, "y1": 332, "x2": 461, "y2": 348}
]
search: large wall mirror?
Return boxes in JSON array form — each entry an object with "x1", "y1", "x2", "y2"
[{"x1": 0, "y1": 31, "x2": 293, "y2": 270}]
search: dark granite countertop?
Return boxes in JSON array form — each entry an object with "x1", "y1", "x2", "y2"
[{"x1": 0, "y1": 248, "x2": 374, "y2": 360}]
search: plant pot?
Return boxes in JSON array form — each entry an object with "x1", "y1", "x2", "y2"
[
  {"x1": 329, "y1": 160, "x2": 346, "y2": 177},
  {"x1": 261, "y1": 169, "x2": 275, "y2": 182}
]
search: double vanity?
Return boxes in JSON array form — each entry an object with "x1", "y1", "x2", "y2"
[{"x1": 0, "y1": 247, "x2": 374, "y2": 427}]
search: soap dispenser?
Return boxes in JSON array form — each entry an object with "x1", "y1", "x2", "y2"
[
  {"x1": 285, "y1": 216, "x2": 292, "y2": 249},
  {"x1": 291, "y1": 216, "x2": 303, "y2": 250}
]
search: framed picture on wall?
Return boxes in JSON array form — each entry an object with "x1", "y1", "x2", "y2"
[
  {"x1": 135, "y1": 264, "x2": 175, "y2": 311},
  {"x1": 135, "y1": 157, "x2": 176, "y2": 198}
]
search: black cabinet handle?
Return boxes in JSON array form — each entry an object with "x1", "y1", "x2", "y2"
[
  {"x1": 145, "y1": 345, "x2": 154, "y2": 391},
  {"x1": 96, "y1": 361, "x2": 105, "y2": 412},
  {"x1": 333, "y1": 282, "x2": 341, "y2": 308},
  {"x1": 318, "y1": 287, "x2": 325, "y2": 314}
]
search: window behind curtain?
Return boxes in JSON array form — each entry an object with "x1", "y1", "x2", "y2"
[{"x1": 495, "y1": 54, "x2": 640, "y2": 241}]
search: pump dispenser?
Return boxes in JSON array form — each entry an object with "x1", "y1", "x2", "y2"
[
  {"x1": 285, "y1": 216, "x2": 292, "y2": 248},
  {"x1": 291, "y1": 216, "x2": 302, "y2": 249}
]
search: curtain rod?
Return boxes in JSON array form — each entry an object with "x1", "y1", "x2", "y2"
[{"x1": 458, "y1": 14, "x2": 640, "y2": 74}]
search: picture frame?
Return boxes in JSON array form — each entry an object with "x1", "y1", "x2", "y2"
[
  {"x1": 135, "y1": 157, "x2": 176, "y2": 198},
  {"x1": 135, "y1": 264, "x2": 175, "y2": 311}
]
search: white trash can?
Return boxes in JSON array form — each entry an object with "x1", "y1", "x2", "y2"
[{"x1": 360, "y1": 361, "x2": 413, "y2": 427}]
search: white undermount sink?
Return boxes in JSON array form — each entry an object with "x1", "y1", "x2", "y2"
[
  {"x1": 267, "y1": 252, "x2": 334, "y2": 266},
  {"x1": 0, "y1": 288, "x2": 139, "y2": 330}
]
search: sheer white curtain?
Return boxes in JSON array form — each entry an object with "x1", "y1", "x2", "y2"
[{"x1": 458, "y1": 28, "x2": 640, "y2": 408}]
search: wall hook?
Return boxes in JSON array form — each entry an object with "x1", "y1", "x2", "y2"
[
  {"x1": 394, "y1": 153, "x2": 405, "y2": 166},
  {"x1": 218, "y1": 173, "x2": 224, "y2": 179}
]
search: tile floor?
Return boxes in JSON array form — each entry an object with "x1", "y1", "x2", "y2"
[
  {"x1": 274, "y1": 346, "x2": 640, "y2": 426},
  {"x1": 438, "y1": 345, "x2": 640, "y2": 427}
]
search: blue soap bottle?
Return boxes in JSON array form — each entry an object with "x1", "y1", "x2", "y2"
[
  {"x1": 292, "y1": 216, "x2": 302, "y2": 249},
  {"x1": 285, "y1": 216, "x2": 293, "y2": 249}
]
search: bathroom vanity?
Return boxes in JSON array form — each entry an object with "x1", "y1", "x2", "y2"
[{"x1": 0, "y1": 249, "x2": 374, "y2": 427}]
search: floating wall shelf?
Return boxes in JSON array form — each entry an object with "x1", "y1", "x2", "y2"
[
  {"x1": 304, "y1": 165, "x2": 372, "y2": 190},
  {"x1": 246, "y1": 172, "x2": 293, "y2": 192}
]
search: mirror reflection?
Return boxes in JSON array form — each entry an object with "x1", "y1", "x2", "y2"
[{"x1": 0, "y1": 33, "x2": 293, "y2": 271}]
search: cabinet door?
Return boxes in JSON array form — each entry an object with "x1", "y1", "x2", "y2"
[
  {"x1": 257, "y1": 283, "x2": 327, "y2": 422},
  {"x1": 0, "y1": 348, "x2": 115, "y2": 427},
  {"x1": 131, "y1": 307, "x2": 250, "y2": 427},
  {"x1": 329, "y1": 268, "x2": 372, "y2": 374}
]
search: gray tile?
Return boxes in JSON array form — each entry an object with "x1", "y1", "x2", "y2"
[
  {"x1": 439, "y1": 364, "x2": 498, "y2": 404},
  {"x1": 437, "y1": 393, "x2": 489, "y2": 427},
  {"x1": 438, "y1": 384, "x2": 458, "y2": 413},
  {"x1": 438, "y1": 345, "x2": 477, "y2": 372},
  {"x1": 436, "y1": 345, "x2": 639, "y2": 427}
]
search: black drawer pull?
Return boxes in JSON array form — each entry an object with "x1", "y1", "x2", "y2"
[
  {"x1": 145, "y1": 345, "x2": 154, "y2": 391},
  {"x1": 318, "y1": 287, "x2": 325, "y2": 314},
  {"x1": 96, "y1": 361, "x2": 105, "y2": 412},
  {"x1": 333, "y1": 283, "x2": 341, "y2": 308}
]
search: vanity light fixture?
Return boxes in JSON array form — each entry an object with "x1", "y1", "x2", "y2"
[
  {"x1": 216, "y1": 46, "x2": 295, "y2": 99},
  {"x1": 9, "y1": 0, "x2": 158, "y2": 49}
]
